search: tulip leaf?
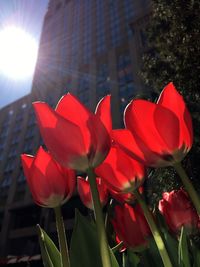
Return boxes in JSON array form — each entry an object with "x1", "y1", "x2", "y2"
[
  {"x1": 70, "y1": 210, "x2": 102, "y2": 267},
  {"x1": 178, "y1": 226, "x2": 191, "y2": 267},
  {"x1": 110, "y1": 248, "x2": 120, "y2": 267},
  {"x1": 126, "y1": 249, "x2": 140, "y2": 267},
  {"x1": 162, "y1": 230, "x2": 179, "y2": 267},
  {"x1": 191, "y1": 243, "x2": 200, "y2": 267},
  {"x1": 155, "y1": 208, "x2": 179, "y2": 267},
  {"x1": 70, "y1": 210, "x2": 119, "y2": 267},
  {"x1": 37, "y1": 225, "x2": 61, "y2": 267}
]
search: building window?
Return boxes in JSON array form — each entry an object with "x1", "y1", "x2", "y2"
[
  {"x1": 0, "y1": 127, "x2": 9, "y2": 138},
  {"x1": 11, "y1": 135, "x2": 20, "y2": 145},
  {"x1": 77, "y1": 74, "x2": 90, "y2": 106},
  {"x1": 4, "y1": 158, "x2": 15, "y2": 173},
  {"x1": 16, "y1": 111, "x2": 24, "y2": 122},
  {"x1": 23, "y1": 139, "x2": 34, "y2": 154},
  {"x1": 1, "y1": 173, "x2": 12, "y2": 188},
  {"x1": 17, "y1": 169, "x2": 26, "y2": 184},
  {"x1": 109, "y1": 0, "x2": 122, "y2": 47},
  {"x1": 25, "y1": 126, "x2": 35, "y2": 139},
  {"x1": 117, "y1": 53, "x2": 134, "y2": 116},
  {"x1": 21, "y1": 103, "x2": 27, "y2": 109},
  {"x1": 8, "y1": 146, "x2": 17, "y2": 158},
  {"x1": 96, "y1": 64, "x2": 110, "y2": 101},
  {"x1": 96, "y1": 0, "x2": 106, "y2": 54},
  {"x1": 11, "y1": 205, "x2": 41, "y2": 229}
]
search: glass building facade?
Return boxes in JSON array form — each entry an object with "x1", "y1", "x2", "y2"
[{"x1": 0, "y1": 0, "x2": 151, "y2": 259}]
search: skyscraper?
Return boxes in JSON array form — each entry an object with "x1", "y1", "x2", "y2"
[{"x1": 0, "y1": 0, "x2": 151, "y2": 260}]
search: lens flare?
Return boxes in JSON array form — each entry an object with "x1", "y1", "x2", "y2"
[{"x1": 0, "y1": 26, "x2": 38, "y2": 80}]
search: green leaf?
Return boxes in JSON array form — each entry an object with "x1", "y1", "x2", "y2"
[
  {"x1": 155, "y1": 208, "x2": 179, "y2": 267},
  {"x1": 162, "y1": 229, "x2": 179, "y2": 267},
  {"x1": 110, "y1": 248, "x2": 120, "y2": 267},
  {"x1": 37, "y1": 224, "x2": 61, "y2": 267},
  {"x1": 126, "y1": 249, "x2": 140, "y2": 267},
  {"x1": 190, "y1": 242, "x2": 200, "y2": 267},
  {"x1": 70, "y1": 210, "x2": 102, "y2": 267},
  {"x1": 178, "y1": 226, "x2": 191, "y2": 267},
  {"x1": 70, "y1": 210, "x2": 119, "y2": 267}
]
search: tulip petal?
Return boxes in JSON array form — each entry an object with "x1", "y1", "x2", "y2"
[
  {"x1": 87, "y1": 114, "x2": 111, "y2": 168},
  {"x1": 125, "y1": 99, "x2": 180, "y2": 156},
  {"x1": 30, "y1": 147, "x2": 66, "y2": 206},
  {"x1": 33, "y1": 102, "x2": 88, "y2": 171},
  {"x1": 55, "y1": 93, "x2": 92, "y2": 150},
  {"x1": 111, "y1": 129, "x2": 164, "y2": 166},
  {"x1": 96, "y1": 146, "x2": 144, "y2": 192},
  {"x1": 157, "y1": 82, "x2": 193, "y2": 149},
  {"x1": 21, "y1": 154, "x2": 44, "y2": 206},
  {"x1": 95, "y1": 95, "x2": 112, "y2": 133},
  {"x1": 77, "y1": 177, "x2": 93, "y2": 209}
]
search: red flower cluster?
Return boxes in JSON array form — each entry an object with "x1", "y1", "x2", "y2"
[{"x1": 21, "y1": 82, "x2": 195, "y2": 254}]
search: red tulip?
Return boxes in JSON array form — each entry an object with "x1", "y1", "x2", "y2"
[
  {"x1": 112, "y1": 83, "x2": 193, "y2": 167},
  {"x1": 112, "y1": 204, "x2": 151, "y2": 249},
  {"x1": 95, "y1": 145, "x2": 146, "y2": 193},
  {"x1": 158, "y1": 189, "x2": 199, "y2": 233},
  {"x1": 21, "y1": 147, "x2": 76, "y2": 208},
  {"x1": 77, "y1": 176, "x2": 108, "y2": 210},
  {"x1": 33, "y1": 94, "x2": 111, "y2": 171}
]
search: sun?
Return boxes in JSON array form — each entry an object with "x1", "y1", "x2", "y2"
[{"x1": 0, "y1": 26, "x2": 38, "y2": 80}]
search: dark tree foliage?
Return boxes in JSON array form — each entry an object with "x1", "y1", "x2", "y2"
[{"x1": 141, "y1": 0, "x2": 200, "y2": 206}]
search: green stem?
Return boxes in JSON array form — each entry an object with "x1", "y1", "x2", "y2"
[
  {"x1": 174, "y1": 162, "x2": 200, "y2": 215},
  {"x1": 134, "y1": 190, "x2": 172, "y2": 267},
  {"x1": 54, "y1": 206, "x2": 70, "y2": 267},
  {"x1": 122, "y1": 252, "x2": 126, "y2": 267},
  {"x1": 87, "y1": 167, "x2": 112, "y2": 267}
]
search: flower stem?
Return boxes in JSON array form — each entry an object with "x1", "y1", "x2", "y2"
[
  {"x1": 134, "y1": 189, "x2": 172, "y2": 267},
  {"x1": 174, "y1": 162, "x2": 200, "y2": 215},
  {"x1": 87, "y1": 167, "x2": 112, "y2": 267},
  {"x1": 54, "y1": 206, "x2": 70, "y2": 267}
]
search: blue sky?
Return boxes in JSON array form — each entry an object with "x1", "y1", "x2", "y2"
[{"x1": 0, "y1": 0, "x2": 48, "y2": 108}]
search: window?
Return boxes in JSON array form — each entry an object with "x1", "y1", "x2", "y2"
[
  {"x1": 17, "y1": 170, "x2": 26, "y2": 184},
  {"x1": 11, "y1": 135, "x2": 20, "y2": 145},
  {"x1": 28, "y1": 114, "x2": 36, "y2": 126},
  {"x1": 117, "y1": 53, "x2": 134, "y2": 117},
  {"x1": 8, "y1": 146, "x2": 17, "y2": 158},
  {"x1": 1, "y1": 173, "x2": 12, "y2": 188},
  {"x1": 13, "y1": 122, "x2": 22, "y2": 133},
  {"x1": 109, "y1": 0, "x2": 122, "y2": 47},
  {"x1": 77, "y1": 74, "x2": 90, "y2": 106},
  {"x1": 0, "y1": 127, "x2": 8, "y2": 138},
  {"x1": 4, "y1": 158, "x2": 15, "y2": 173},
  {"x1": 25, "y1": 126, "x2": 35, "y2": 139},
  {"x1": 23, "y1": 139, "x2": 33, "y2": 154},
  {"x1": 96, "y1": 64, "x2": 110, "y2": 101}
]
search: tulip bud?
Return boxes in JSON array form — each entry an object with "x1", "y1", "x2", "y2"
[
  {"x1": 77, "y1": 176, "x2": 108, "y2": 210},
  {"x1": 21, "y1": 147, "x2": 76, "y2": 208},
  {"x1": 112, "y1": 82, "x2": 193, "y2": 167},
  {"x1": 159, "y1": 189, "x2": 199, "y2": 233},
  {"x1": 96, "y1": 146, "x2": 146, "y2": 193},
  {"x1": 112, "y1": 204, "x2": 151, "y2": 249}
]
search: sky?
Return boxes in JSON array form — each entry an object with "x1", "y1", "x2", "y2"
[{"x1": 0, "y1": 0, "x2": 48, "y2": 108}]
